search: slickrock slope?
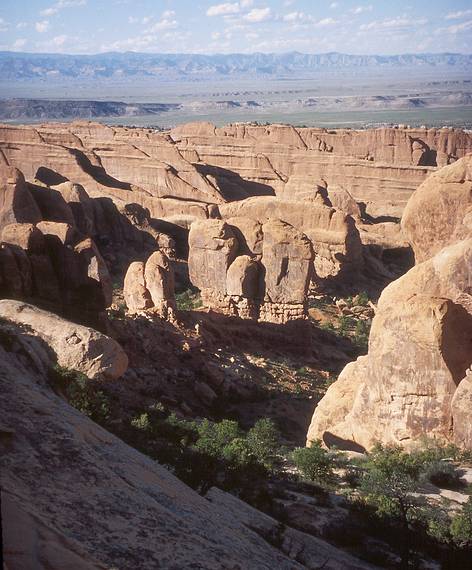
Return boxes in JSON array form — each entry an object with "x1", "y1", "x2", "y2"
[
  {"x1": 307, "y1": 156, "x2": 472, "y2": 451},
  {"x1": 0, "y1": 318, "x2": 372, "y2": 570},
  {"x1": 0, "y1": 299, "x2": 128, "y2": 379}
]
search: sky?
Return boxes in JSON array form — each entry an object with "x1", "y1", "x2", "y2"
[{"x1": 0, "y1": 0, "x2": 471, "y2": 55}]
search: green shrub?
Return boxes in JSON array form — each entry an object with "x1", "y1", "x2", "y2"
[
  {"x1": 131, "y1": 412, "x2": 151, "y2": 431},
  {"x1": 246, "y1": 418, "x2": 281, "y2": 471},
  {"x1": 175, "y1": 288, "x2": 203, "y2": 311},
  {"x1": 451, "y1": 497, "x2": 472, "y2": 548},
  {"x1": 50, "y1": 365, "x2": 111, "y2": 424},
  {"x1": 354, "y1": 291, "x2": 370, "y2": 306},
  {"x1": 291, "y1": 441, "x2": 335, "y2": 485},
  {"x1": 423, "y1": 460, "x2": 463, "y2": 489},
  {"x1": 195, "y1": 418, "x2": 242, "y2": 457}
]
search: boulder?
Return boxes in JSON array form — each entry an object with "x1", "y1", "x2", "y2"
[
  {"x1": 123, "y1": 261, "x2": 152, "y2": 313},
  {"x1": 144, "y1": 250, "x2": 176, "y2": 307},
  {"x1": 123, "y1": 251, "x2": 176, "y2": 319},
  {"x1": 451, "y1": 370, "x2": 472, "y2": 449},
  {"x1": 220, "y1": 196, "x2": 361, "y2": 279},
  {"x1": 74, "y1": 238, "x2": 113, "y2": 309},
  {"x1": 0, "y1": 300, "x2": 128, "y2": 379},
  {"x1": 1, "y1": 222, "x2": 45, "y2": 252}
]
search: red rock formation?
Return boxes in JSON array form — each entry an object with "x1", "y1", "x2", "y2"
[{"x1": 307, "y1": 156, "x2": 472, "y2": 450}]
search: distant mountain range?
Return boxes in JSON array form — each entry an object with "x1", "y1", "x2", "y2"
[{"x1": 0, "y1": 51, "x2": 471, "y2": 82}]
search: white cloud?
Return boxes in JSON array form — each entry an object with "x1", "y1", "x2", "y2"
[
  {"x1": 16, "y1": 22, "x2": 28, "y2": 29},
  {"x1": 445, "y1": 19, "x2": 472, "y2": 34},
  {"x1": 162, "y1": 10, "x2": 176, "y2": 19},
  {"x1": 360, "y1": 17, "x2": 427, "y2": 32},
  {"x1": 0, "y1": 18, "x2": 8, "y2": 32},
  {"x1": 148, "y1": 11, "x2": 178, "y2": 32},
  {"x1": 350, "y1": 5, "x2": 373, "y2": 15},
  {"x1": 330, "y1": 2, "x2": 339, "y2": 8},
  {"x1": 315, "y1": 17, "x2": 337, "y2": 27},
  {"x1": 446, "y1": 10, "x2": 472, "y2": 20},
  {"x1": 283, "y1": 12, "x2": 304, "y2": 22},
  {"x1": 40, "y1": 0, "x2": 86, "y2": 17},
  {"x1": 244, "y1": 7, "x2": 272, "y2": 22},
  {"x1": 35, "y1": 20, "x2": 50, "y2": 33},
  {"x1": 207, "y1": 2, "x2": 240, "y2": 16},
  {"x1": 12, "y1": 38, "x2": 27, "y2": 49},
  {"x1": 52, "y1": 34, "x2": 68, "y2": 46}
]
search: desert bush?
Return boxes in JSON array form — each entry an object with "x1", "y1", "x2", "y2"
[
  {"x1": 175, "y1": 288, "x2": 203, "y2": 311},
  {"x1": 451, "y1": 497, "x2": 472, "y2": 548},
  {"x1": 49, "y1": 365, "x2": 111, "y2": 424},
  {"x1": 291, "y1": 441, "x2": 335, "y2": 485},
  {"x1": 422, "y1": 460, "x2": 463, "y2": 489},
  {"x1": 246, "y1": 418, "x2": 281, "y2": 471}
]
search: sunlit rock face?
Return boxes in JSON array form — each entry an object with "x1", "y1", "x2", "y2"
[{"x1": 307, "y1": 156, "x2": 472, "y2": 451}]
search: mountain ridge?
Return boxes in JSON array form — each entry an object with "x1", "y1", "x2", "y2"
[{"x1": 1, "y1": 50, "x2": 471, "y2": 82}]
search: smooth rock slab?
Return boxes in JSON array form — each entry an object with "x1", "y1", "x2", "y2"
[{"x1": 0, "y1": 300, "x2": 128, "y2": 379}]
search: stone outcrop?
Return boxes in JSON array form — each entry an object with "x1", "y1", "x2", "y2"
[
  {"x1": 1, "y1": 121, "x2": 471, "y2": 226},
  {"x1": 0, "y1": 299, "x2": 128, "y2": 379},
  {"x1": 402, "y1": 154, "x2": 472, "y2": 263},
  {"x1": 172, "y1": 122, "x2": 472, "y2": 218},
  {"x1": 188, "y1": 219, "x2": 238, "y2": 309},
  {"x1": 124, "y1": 251, "x2": 176, "y2": 319},
  {"x1": 187, "y1": 218, "x2": 314, "y2": 323},
  {"x1": 260, "y1": 220, "x2": 314, "y2": 322},
  {"x1": 0, "y1": 165, "x2": 42, "y2": 227},
  {"x1": 307, "y1": 155, "x2": 472, "y2": 451},
  {"x1": 219, "y1": 196, "x2": 362, "y2": 279},
  {"x1": 0, "y1": 319, "x2": 371, "y2": 570}
]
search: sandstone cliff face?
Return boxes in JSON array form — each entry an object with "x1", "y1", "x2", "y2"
[
  {"x1": 0, "y1": 319, "x2": 372, "y2": 570},
  {"x1": 2, "y1": 121, "x2": 471, "y2": 227},
  {"x1": 307, "y1": 156, "x2": 472, "y2": 451},
  {"x1": 171, "y1": 122, "x2": 472, "y2": 218}
]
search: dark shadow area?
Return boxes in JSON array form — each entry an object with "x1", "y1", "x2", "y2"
[
  {"x1": 323, "y1": 432, "x2": 366, "y2": 453},
  {"x1": 70, "y1": 148, "x2": 132, "y2": 190},
  {"x1": 195, "y1": 163, "x2": 276, "y2": 201},
  {"x1": 35, "y1": 166, "x2": 69, "y2": 186}
]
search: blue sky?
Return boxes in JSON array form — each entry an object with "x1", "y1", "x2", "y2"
[{"x1": 0, "y1": 0, "x2": 471, "y2": 55}]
